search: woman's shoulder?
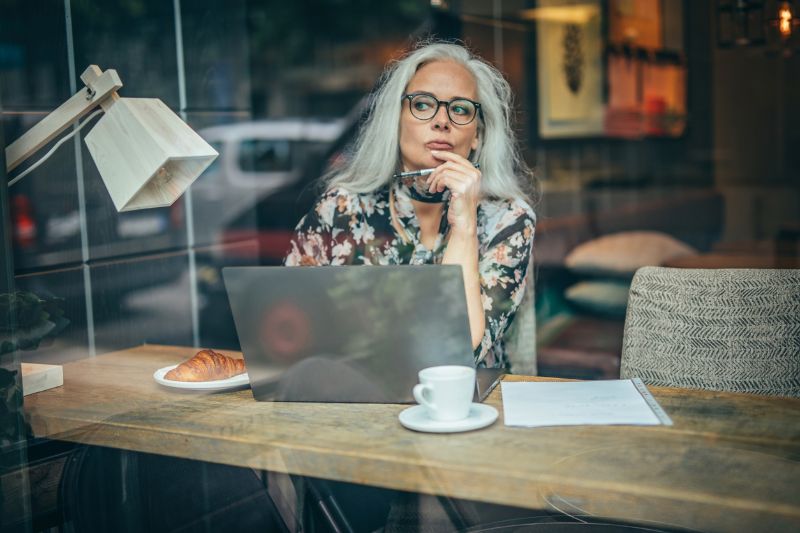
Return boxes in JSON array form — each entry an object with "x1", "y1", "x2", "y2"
[
  {"x1": 480, "y1": 196, "x2": 536, "y2": 229},
  {"x1": 478, "y1": 197, "x2": 536, "y2": 252}
]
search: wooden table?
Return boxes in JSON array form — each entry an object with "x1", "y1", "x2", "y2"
[{"x1": 24, "y1": 345, "x2": 800, "y2": 532}]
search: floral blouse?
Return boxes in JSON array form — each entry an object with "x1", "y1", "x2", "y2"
[{"x1": 284, "y1": 179, "x2": 536, "y2": 369}]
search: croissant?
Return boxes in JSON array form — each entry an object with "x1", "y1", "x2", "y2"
[{"x1": 165, "y1": 349, "x2": 246, "y2": 382}]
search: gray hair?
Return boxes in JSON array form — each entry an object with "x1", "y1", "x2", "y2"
[{"x1": 326, "y1": 41, "x2": 535, "y2": 204}]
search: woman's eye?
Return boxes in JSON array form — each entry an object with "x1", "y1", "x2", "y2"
[
  {"x1": 452, "y1": 103, "x2": 471, "y2": 115},
  {"x1": 414, "y1": 100, "x2": 433, "y2": 111}
]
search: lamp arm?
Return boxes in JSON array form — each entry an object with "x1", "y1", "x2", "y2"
[
  {"x1": 5, "y1": 66, "x2": 122, "y2": 174},
  {"x1": 7, "y1": 109, "x2": 104, "y2": 187}
]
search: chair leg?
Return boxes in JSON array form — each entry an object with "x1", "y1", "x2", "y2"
[{"x1": 305, "y1": 479, "x2": 356, "y2": 533}]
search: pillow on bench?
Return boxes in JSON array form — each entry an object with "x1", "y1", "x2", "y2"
[
  {"x1": 565, "y1": 231, "x2": 698, "y2": 278},
  {"x1": 565, "y1": 280, "x2": 630, "y2": 318}
]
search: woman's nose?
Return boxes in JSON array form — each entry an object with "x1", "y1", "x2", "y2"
[{"x1": 432, "y1": 104, "x2": 450, "y2": 129}]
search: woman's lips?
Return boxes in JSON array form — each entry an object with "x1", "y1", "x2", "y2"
[{"x1": 426, "y1": 141, "x2": 454, "y2": 151}]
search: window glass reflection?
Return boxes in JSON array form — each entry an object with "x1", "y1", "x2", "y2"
[
  {"x1": 2, "y1": 1, "x2": 798, "y2": 531},
  {"x1": 238, "y1": 139, "x2": 292, "y2": 173}
]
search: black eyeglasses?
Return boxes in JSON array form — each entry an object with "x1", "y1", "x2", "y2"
[{"x1": 402, "y1": 92, "x2": 482, "y2": 126}]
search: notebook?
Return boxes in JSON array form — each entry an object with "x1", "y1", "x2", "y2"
[{"x1": 222, "y1": 265, "x2": 503, "y2": 403}]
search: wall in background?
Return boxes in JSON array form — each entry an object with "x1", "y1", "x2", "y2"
[{"x1": 712, "y1": 2, "x2": 800, "y2": 242}]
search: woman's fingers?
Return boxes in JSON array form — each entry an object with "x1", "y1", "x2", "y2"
[
  {"x1": 429, "y1": 151, "x2": 480, "y2": 177},
  {"x1": 430, "y1": 174, "x2": 470, "y2": 195},
  {"x1": 429, "y1": 171, "x2": 479, "y2": 194},
  {"x1": 432, "y1": 175, "x2": 473, "y2": 195},
  {"x1": 425, "y1": 153, "x2": 481, "y2": 230},
  {"x1": 429, "y1": 156, "x2": 480, "y2": 179},
  {"x1": 426, "y1": 160, "x2": 480, "y2": 194},
  {"x1": 427, "y1": 165, "x2": 472, "y2": 193}
]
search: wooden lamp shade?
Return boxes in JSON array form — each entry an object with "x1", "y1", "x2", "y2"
[
  {"x1": 4, "y1": 65, "x2": 218, "y2": 212},
  {"x1": 85, "y1": 98, "x2": 217, "y2": 211}
]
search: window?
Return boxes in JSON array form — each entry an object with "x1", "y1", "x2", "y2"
[{"x1": 237, "y1": 139, "x2": 292, "y2": 173}]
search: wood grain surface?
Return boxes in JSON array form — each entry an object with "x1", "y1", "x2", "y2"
[{"x1": 23, "y1": 345, "x2": 800, "y2": 533}]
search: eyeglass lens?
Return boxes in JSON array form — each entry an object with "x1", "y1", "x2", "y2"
[{"x1": 408, "y1": 94, "x2": 477, "y2": 125}]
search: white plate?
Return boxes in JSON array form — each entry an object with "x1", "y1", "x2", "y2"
[
  {"x1": 399, "y1": 403, "x2": 498, "y2": 433},
  {"x1": 153, "y1": 365, "x2": 250, "y2": 392}
]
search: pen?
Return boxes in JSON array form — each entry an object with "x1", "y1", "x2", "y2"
[{"x1": 393, "y1": 162, "x2": 480, "y2": 179}]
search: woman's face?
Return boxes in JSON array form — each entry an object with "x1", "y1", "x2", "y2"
[{"x1": 399, "y1": 60, "x2": 480, "y2": 172}]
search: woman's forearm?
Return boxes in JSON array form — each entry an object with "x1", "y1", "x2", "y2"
[{"x1": 443, "y1": 226, "x2": 485, "y2": 349}]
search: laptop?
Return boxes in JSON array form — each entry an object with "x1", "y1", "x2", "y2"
[{"x1": 222, "y1": 265, "x2": 503, "y2": 403}]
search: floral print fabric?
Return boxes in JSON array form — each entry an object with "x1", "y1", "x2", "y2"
[{"x1": 284, "y1": 179, "x2": 535, "y2": 368}]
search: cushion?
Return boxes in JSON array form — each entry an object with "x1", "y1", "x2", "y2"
[
  {"x1": 564, "y1": 280, "x2": 631, "y2": 318},
  {"x1": 564, "y1": 231, "x2": 698, "y2": 278}
]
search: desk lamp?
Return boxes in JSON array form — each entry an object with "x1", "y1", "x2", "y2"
[{"x1": 4, "y1": 65, "x2": 218, "y2": 211}]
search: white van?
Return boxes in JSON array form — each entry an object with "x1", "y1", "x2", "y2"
[{"x1": 192, "y1": 119, "x2": 346, "y2": 246}]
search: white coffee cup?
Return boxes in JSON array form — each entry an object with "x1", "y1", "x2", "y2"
[{"x1": 412, "y1": 365, "x2": 476, "y2": 422}]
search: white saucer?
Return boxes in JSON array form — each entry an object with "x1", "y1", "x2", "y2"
[
  {"x1": 399, "y1": 403, "x2": 498, "y2": 433},
  {"x1": 153, "y1": 365, "x2": 250, "y2": 392}
]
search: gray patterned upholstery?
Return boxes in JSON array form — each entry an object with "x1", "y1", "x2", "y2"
[
  {"x1": 621, "y1": 267, "x2": 800, "y2": 397},
  {"x1": 505, "y1": 255, "x2": 537, "y2": 375}
]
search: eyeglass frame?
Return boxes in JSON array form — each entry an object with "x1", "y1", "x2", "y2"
[{"x1": 401, "y1": 92, "x2": 483, "y2": 126}]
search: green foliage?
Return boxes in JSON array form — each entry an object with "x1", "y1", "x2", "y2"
[
  {"x1": 0, "y1": 291, "x2": 64, "y2": 475},
  {"x1": 0, "y1": 366, "x2": 31, "y2": 472},
  {"x1": 0, "y1": 292, "x2": 69, "y2": 355},
  {"x1": 248, "y1": 0, "x2": 429, "y2": 64}
]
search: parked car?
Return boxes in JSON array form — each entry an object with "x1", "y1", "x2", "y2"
[
  {"x1": 194, "y1": 113, "x2": 363, "y2": 348},
  {"x1": 192, "y1": 119, "x2": 348, "y2": 249}
]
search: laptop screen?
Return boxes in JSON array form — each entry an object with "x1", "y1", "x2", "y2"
[{"x1": 223, "y1": 265, "x2": 478, "y2": 403}]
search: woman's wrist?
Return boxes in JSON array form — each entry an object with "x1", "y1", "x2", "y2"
[
  {"x1": 443, "y1": 221, "x2": 479, "y2": 264},
  {"x1": 449, "y1": 222, "x2": 478, "y2": 239}
]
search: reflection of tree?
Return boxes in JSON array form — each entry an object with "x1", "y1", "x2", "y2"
[
  {"x1": 64, "y1": 0, "x2": 431, "y2": 117},
  {"x1": 325, "y1": 267, "x2": 470, "y2": 371},
  {"x1": 0, "y1": 292, "x2": 69, "y2": 354},
  {"x1": 0, "y1": 292, "x2": 69, "y2": 511},
  {"x1": 247, "y1": 0, "x2": 430, "y2": 116},
  {"x1": 248, "y1": 0, "x2": 429, "y2": 64},
  {"x1": 0, "y1": 363, "x2": 26, "y2": 524},
  {"x1": 326, "y1": 267, "x2": 407, "y2": 360},
  {"x1": 404, "y1": 270, "x2": 469, "y2": 360}
]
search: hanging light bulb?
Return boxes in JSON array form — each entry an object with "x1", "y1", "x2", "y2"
[{"x1": 778, "y1": 1, "x2": 793, "y2": 39}]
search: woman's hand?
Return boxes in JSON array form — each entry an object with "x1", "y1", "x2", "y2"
[
  {"x1": 429, "y1": 150, "x2": 485, "y2": 348},
  {"x1": 426, "y1": 150, "x2": 481, "y2": 235}
]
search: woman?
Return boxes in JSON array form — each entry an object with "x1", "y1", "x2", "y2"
[{"x1": 286, "y1": 41, "x2": 536, "y2": 369}]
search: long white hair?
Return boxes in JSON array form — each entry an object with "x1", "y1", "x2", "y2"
[{"x1": 326, "y1": 41, "x2": 536, "y2": 204}]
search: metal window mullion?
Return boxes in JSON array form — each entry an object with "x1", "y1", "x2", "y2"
[
  {"x1": 173, "y1": 0, "x2": 200, "y2": 348},
  {"x1": 65, "y1": 0, "x2": 95, "y2": 357}
]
